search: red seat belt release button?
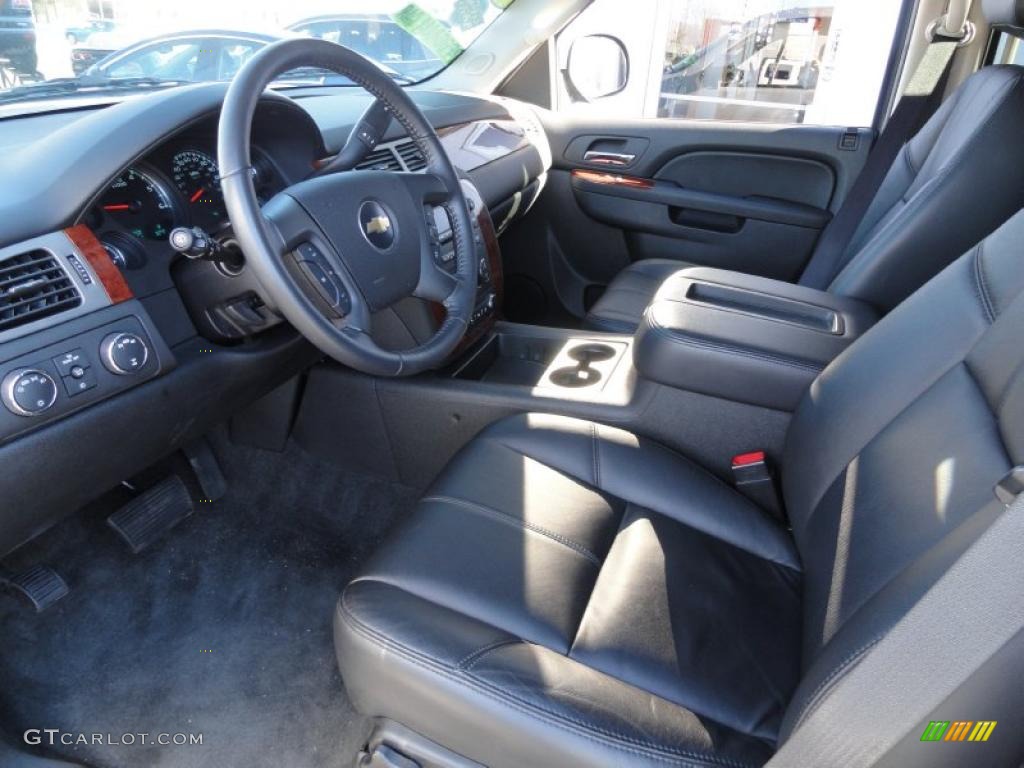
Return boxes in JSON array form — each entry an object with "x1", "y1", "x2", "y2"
[
  {"x1": 731, "y1": 451, "x2": 785, "y2": 522},
  {"x1": 732, "y1": 451, "x2": 767, "y2": 468}
]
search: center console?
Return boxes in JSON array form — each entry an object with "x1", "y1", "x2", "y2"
[
  {"x1": 292, "y1": 264, "x2": 879, "y2": 489},
  {"x1": 632, "y1": 268, "x2": 878, "y2": 411}
]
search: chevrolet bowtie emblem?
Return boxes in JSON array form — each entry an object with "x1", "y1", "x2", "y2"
[{"x1": 365, "y1": 215, "x2": 392, "y2": 236}]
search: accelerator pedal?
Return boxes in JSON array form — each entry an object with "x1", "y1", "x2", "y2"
[
  {"x1": 0, "y1": 565, "x2": 70, "y2": 612},
  {"x1": 108, "y1": 475, "x2": 194, "y2": 554}
]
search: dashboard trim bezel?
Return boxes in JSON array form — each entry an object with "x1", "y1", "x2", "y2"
[
  {"x1": 65, "y1": 224, "x2": 135, "y2": 305},
  {"x1": 0, "y1": 230, "x2": 113, "y2": 346}
]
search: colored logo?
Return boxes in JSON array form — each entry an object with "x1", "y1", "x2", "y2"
[
  {"x1": 358, "y1": 200, "x2": 396, "y2": 251},
  {"x1": 920, "y1": 721, "x2": 997, "y2": 742}
]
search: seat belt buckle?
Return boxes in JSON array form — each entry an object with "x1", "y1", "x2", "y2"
[
  {"x1": 732, "y1": 451, "x2": 786, "y2": 523},
  {"x1": 994, "y1": 466, "x2": 1024, "y2": 506}
]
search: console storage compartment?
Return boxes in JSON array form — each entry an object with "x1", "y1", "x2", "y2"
[{"x1": 634, "y1": 268, "x2": 878, "y2": 411}]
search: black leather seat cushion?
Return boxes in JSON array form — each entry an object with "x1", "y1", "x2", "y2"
[
  {"x1": 338, "y1": 206, "x2": 1024, "y2": 766},
  {"x1": 584, "y1": 259, "x2": 689, "y2": 333},
  {"x1": 336, "y1": 414, "x2": 801, "y2": 767}
]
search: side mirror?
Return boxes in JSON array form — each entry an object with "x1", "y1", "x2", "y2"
[{"x1": 564, "y1": 34, "x2": 629, "y2": 102}]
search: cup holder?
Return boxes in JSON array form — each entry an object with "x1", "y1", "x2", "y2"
[
  {"x1": 549, "y1": 366, "x2": 604, "y2": 389},
  {"x1": 567, "y1": 343, "x2": 617, "y2": 364}
]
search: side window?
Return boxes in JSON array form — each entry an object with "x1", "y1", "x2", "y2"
[{"x1": 555, "y1": 0, "x2": 904, "y2": 127}]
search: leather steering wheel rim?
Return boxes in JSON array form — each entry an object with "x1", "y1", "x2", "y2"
[{"x1": 219, "y1": 37, "x2": 477, "y2": 376}]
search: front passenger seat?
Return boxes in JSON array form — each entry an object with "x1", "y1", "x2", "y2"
[
  {"x1": 585, "y1": 7, "x2": 1024, "y2": 333},
  {"x1": 334, "y1": 205, "x2": 1024, "y2": 766}
]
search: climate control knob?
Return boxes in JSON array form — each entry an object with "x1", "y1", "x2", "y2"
[
  {"x1": 100, "y1": 333, "x2": 149, "y2": 375},
  {"x1": 2, "y1": 369, "x2": 59, "y2": 416}
]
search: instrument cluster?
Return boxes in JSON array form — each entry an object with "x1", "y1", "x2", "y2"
[{"x1": 86, "y1": 144, "x2": 282, "y2": 271}]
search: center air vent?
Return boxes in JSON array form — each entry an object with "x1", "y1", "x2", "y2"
[
  {"x1": 355, "y1": 147, "x2": 403, "y2": 172},
  {"x1": 395, "y1": 139, "x2": 427, "y2": 171},
  {"x1": 353, "y1": 140, "x2": 428, "y2": 173},
  {"x1": 0, "y1": 250, "x2": 82, "y2": 333}
]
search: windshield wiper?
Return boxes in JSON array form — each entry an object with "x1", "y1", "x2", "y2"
[{"x1": 0, "y1": 76, "x2": 190, "y2": 105}]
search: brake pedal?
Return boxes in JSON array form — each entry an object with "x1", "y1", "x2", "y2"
[
  {"x1": 0, "y1": 565, "x2": 70, "y2": 612},
  {"x1": 108, "y1": 475, "x2": 194, "y2": 553},
  {"x1": 183, "y1": 438, "x2": 227, "y2": 502}
]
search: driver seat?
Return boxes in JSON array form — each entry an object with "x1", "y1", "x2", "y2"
[{"x1": 334, "y1": 210, "x2": 1024, "y2": 766}]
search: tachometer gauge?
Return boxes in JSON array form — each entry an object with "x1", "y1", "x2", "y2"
[
  {"x1": 98, "y1": 167, "x2": 177, "y2": 241},
  {"x1": 171, "y1": 150, "x2": 226, "y2": 231}
]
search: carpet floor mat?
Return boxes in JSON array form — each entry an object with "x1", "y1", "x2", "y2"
[{"x1": 0, "y1": 434, "x2": 420, "y2": 768}]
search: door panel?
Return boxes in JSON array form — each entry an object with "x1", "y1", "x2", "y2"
[
  {"x1": 500, "y1": 117, "x2": 872, "y2": 325},
  {"x1": 658, "y1": 152, "x2": 835, "y2": 208}
]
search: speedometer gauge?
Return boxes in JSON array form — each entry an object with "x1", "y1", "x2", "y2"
[
  {"x1": 98, "y1": 167, "x2": 177, "y2": 241},
  {"x1": 171, "y1": 150, "x2": 226, "y2": 231}
]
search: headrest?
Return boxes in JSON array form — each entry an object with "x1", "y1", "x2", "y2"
[{"x1": 984, "y1": 0, "x2": 1024, "y2": 33}]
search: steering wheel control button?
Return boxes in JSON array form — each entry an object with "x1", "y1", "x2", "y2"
[
  {"x1": 62, "y1": 366, "x2": 98, "y2": 397},
  {"x1": 101, "y1": 333, "x2": 149, "y2": 375},
  {"x1": 53, "y1": 348, "x2": 89, "y2": 377},
  {"x1": 296, "y1": 243, "x2": 351, "y2": 317},
  {"x1": 2, "y1": 369, "x2": 59, "y2": 417}
]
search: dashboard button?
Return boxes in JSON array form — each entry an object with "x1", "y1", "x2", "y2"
[
  {"x1": 62, "y1": 367, "x2": 97, "y2": 397},
  {"x1": 100, "y1": 333, "x2": 149, "y2": 375},
  {"x1": 53, "y1": 348, "x2": 88, "y2": 377},
  {"x1": 2, "y1": 369, "x2": 59, "y2": 416}
]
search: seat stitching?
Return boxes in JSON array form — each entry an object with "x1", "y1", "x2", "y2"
[
  {"x1": 585, "y1": 316, "x2": 635, "y2": 333},
  {"x1": 590, "y1": 308, "x2": 645, "y2": 322},
  {"x1": 972, "y1": 241, "x2": 997, "y2": 323},
  {"x1": 601, "y1": 283, "x2": 665, "y2": 297},
  {"x1": 483, "y1": 426, "x2": 801, "y2": 571},
  {"x1": 338, "y1": 599, "x2": 762, "y2": 768},
  {"x1": 830, "y1": 71, "x2": 1023, "y2": 291},
  {"x1": 648, "y1": 319, "x2": 824, "y2": 373},
  {"x1": 421, "y1": 494, "x2": 602, "y2": 566},
  {"x1": 903, "y1": 142, "x2": 918, "y2": 176},
  {"x1": 788, "y1": 635, "x2": 883, "y2": 733},
  {"x1": 458, "y1": 639, "x2": 522, "y2": 670}
]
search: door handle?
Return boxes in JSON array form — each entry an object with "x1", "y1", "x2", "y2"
[{"x1": 583, "y1": 151, "x2": 636, "y2": 167}]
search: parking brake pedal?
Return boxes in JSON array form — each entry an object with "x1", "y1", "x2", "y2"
[
  {"x1": 0, "y1": 565, "x2": 70, "y2": 612},
  {"x1": 108, "y1": 475, "x2": 194, "y2": 554}
]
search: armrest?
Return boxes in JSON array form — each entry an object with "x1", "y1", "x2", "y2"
[{"x1": 633, "y1": 268, "x2": 879, "y2": 411}]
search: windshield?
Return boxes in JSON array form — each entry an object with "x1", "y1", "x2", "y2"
[{"x1": 0, "y1": 0, "x2": 511, "y2": 105}]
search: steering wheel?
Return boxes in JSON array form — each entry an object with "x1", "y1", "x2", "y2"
[{"x1": 218, "y1": 38, "x2": 477, "y2": 376}]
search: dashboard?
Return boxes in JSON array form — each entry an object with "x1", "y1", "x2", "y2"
[
  {"x1": 88, "y1": 142, "x2": 284, "y2": 273},
  {"x1": 0, "y1": 82, "x2": 550, "y2": 555}
]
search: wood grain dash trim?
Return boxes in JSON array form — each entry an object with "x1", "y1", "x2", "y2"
[
  {"x1": 571, "y1": 169, "x2": 655, "y2": 189},
  {"x1": 64, "y1": 225, "x2": 133, "y2": 304}
]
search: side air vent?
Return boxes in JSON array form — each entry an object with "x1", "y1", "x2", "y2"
[
  {"x1": 355, "y1": 147, "x2": 403, "y2": 172},
  {"x1": 395, "y1": 139, "x2": 428, "y2": 171},
  {"x1": 0, "y1": 250, "x2": 82, "y2": 333}
]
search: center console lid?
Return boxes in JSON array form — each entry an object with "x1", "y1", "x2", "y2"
[{"x1": 633, "y1": 267, "x2": 878, "y2": 411}]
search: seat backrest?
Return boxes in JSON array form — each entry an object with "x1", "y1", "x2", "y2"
[
  {"x1": 797, "y1": 63, "x2": 1024, "y2": 312},
  {"x1": 779, "y1": 207, "x2": 1024, "y2": 741}
]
